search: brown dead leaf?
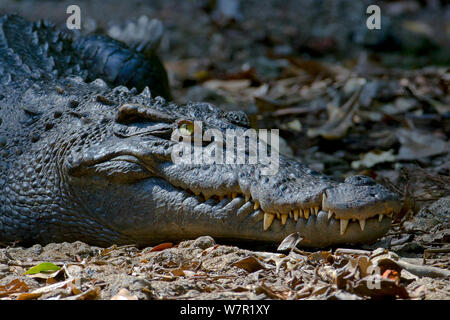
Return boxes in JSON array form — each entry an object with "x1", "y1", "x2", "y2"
[
  {"x1": 311, "y1": 285, "x2": 330, "y2": 296},
  {"x1": 165, "y1": 59, "x2": 207, "y2": 81},
  {"x1": 307, "y1": 251, "x2": 333, "y2": 264},
  {"x1": 346, "y1": 255, "x2": 373, "y2": 278},
  {"x1": 231, "y1": 256, "x2": 266, "y2": 273},
  {"x1": 352, "y1": 275, "x2": 409, "y2": 299},
  {"x1": 277, "y1": 232, "x2": 303, "y2": 251},
  {"x1": 224, "y1": 67, "x2": 258, "y2": 82},
  {"x1": 67, "y1": 281, "x2": 82, "y2": 295},
  {"x1": 170, "y1": 269, "x2": 186, "y2": 277},
  {"x1": 396, "y1": 129, "x2": 449, "y2": 160},
  {"x1": 334, "y1": 268, "x2": 352, "y2": 289},
  {"x1": 150, "y1": 242, "x2": 173, "y2": 252},
  {"x1": 64, "y1": 286, "x2": 101, "y2": 300},
  {"x1": 307, "y1": 85, "x2": 362, "y2": 140},
  {"x1": 16, "y1": 292, "x2": 43, "y2": 300},
  {"x1": 0, "y1": 279, "x2": 29, "y2": 298}
]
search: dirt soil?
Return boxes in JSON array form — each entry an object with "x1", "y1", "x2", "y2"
[{"x1": 0, "y1": 0, "x2": 449, "y2": 300}]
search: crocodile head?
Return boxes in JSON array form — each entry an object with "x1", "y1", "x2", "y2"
[
  {"x1": 63, "y1": 86, "x2": 400, "y2": 247},
  {"x1": 0, "y1": 14, "x2": 400, "y2": 248}
]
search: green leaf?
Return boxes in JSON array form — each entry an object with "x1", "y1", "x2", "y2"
[{"x1": 24, "y1": 262, "x2": 61, "y2": 275}]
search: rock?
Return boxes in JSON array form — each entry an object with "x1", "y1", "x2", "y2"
[
  {"x1": 191, "y1": 236, "x2": 216, "y2": 250},
  {"x1": 415, "y1": 196, "x2": 450, "y2": 232},
  {"x1": 177, "y1": 240, "x2": 195, "y2": 248},
  {"x1": 392, "y1": 242, "x2": 425, "y2": 257}
]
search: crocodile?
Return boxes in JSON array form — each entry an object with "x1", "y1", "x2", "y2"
[{"x1": 0, "y1": 15, "x2": 401, "y2": 247}]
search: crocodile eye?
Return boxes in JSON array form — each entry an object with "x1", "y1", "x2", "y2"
[{"x1": 178, "y1": 120, "x2": 194, "y2": 136}]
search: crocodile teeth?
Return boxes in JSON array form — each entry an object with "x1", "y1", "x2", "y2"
[
  {"x1": 281, "y1": 214, "x2": 288, "y2": 225},
  {"x1": 231, "y1": 193, "x2": 238, "y2": 199},
  {"x1": 254, "y1": 201, "x2": 260, "y2": 210},
  {"x1": 340, "y1": 219, "x2": 349, "y2": 235},
  {"x1": 263, "y1": 213, "x2": 275, "y2": 231},
  {"x1": 322, "y1": 193, "x2": 327, "y2": 208},
  {"x1": 276, "y1": 213, "x2": 281, "y2": 220},
  {"x1": 294, "y1": 210, "x2": 299, "y2": 221},
  {"x1": 304, "y1": 209, "x2": 310, "y2": 219},
  {"x1": 313, "y1": 207, "x2": 319, "y2": 216},
  {"x1": 359, "y1": 219, "x2": 366, "y2": 231},
  {"x1": 328, "y1": 210, "x2": 333, "y2": 220},
  {"x1": 378, "y1": 214, "x2": 383, "y2": 222},
  {"x1": 298, "y1": 209, "x2": 304, "y2": 218},
  {"x1": 289, "y1": 211, "x2": 293, "y2": 219}
]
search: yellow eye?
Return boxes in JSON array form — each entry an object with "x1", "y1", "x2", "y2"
[{"x1": 178, "y1": 121, "x2": 194, "y2": 136}]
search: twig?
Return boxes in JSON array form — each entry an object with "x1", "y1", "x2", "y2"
[
  {"x1": 334, "y1": 248, "x2": 371, "y2": 256},
  {"x1": 256, "y1": 283, "x2": 284, "y2": 300},
  {"x1": 423, "y1": 248, "x2": 450, "y2": 264},
  {"x1": 391, "y1": 234, "x2": 414, "y2": 246},
  {"x1": 395, "y1": 259, "x2": 450, "y2": 279}
]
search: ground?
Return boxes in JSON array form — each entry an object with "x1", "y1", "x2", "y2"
[{"x1": 0, "y1": 0, "x2": 448, "y2": 300}]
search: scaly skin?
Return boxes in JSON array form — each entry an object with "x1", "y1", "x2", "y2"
[{"x1": 0, "y1": 15, "x2": 401, "y2": 247}]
